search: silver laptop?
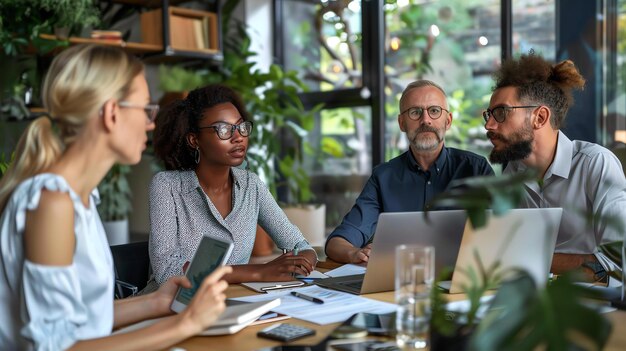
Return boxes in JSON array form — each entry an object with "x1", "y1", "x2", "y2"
[
  {"x1": 444, "y1": 207, "x2": 563, "y2": 294},
  {"x1": 316, "y1": 210, "x2": 467, "y2": 295}
]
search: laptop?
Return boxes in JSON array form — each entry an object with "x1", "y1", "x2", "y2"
[
  {"x1": 443, "y1": 207, "x2": 562, "y2": 294},
  {"x1": 316, "y1": 210, "x2": 468, "y2": 295}
]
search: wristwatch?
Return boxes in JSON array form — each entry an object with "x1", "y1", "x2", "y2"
[{"x1": 582, "y1": 260, "x2": 608, "y2": 283}]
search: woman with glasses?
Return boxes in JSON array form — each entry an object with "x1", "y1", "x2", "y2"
[
  {"x1": 0, "y1": 45, "x2": 231, "y2": 350},
  {"x1": 148, "y1": 84, "x2": 317, "y2": 287}
]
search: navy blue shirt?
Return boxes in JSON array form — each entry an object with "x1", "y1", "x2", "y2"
[{"x1": 325, "y1": 147, "x2": 494, "y2": 249}]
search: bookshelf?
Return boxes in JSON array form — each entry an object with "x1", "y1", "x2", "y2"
[
  {"x1": 39, "y1": 34, "x2": 162, "y2": 55},
  {"x1": 141, "y1": 6, "x2": 219, "y2": 54},
  {"x1": 37, "y1": 1, "x2": 223, "y2": 63}
]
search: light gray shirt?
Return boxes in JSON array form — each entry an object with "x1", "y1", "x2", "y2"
[
  {"x1": 149, "y1": 168, "x2": 312, "y2": 284},
  {"x1": 504, "y1": 131, "x2": 626, "y2": 254}
]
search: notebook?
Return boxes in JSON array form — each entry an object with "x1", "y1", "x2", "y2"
[
  {"x1": 316, "y1": 210, "x2": 468, "y2": 295},
  {"x1": 200, "y1": 298, "x2": 282, "y2": 335},
  {"x1": 443, "y1": 207, "x2": 563, "y2": 294},
  {"x1": 113, "y1": 298, "x2": 281, "y2": 336}
]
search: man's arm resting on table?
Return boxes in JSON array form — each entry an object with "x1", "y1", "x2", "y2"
[
  {"x1": 326, "y1": 237, "x2": 371, "y2": 264},
  {"x1": 551, "y1": 253, "x2": 605, "y2": 282}
]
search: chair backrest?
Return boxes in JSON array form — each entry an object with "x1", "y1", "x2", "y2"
[{"x1": 110, "y1": 241, "x2": 150, "y2": 299}]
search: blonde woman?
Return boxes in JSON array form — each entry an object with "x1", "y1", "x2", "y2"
[{"x1": 0, "y1": 44, "x2": 231, "y2": 350}]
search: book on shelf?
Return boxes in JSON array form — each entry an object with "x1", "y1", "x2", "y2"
[
  {"x1": 91, "y1": 30, "x2": 123, "y2": 43},
  {"x1": 140, "y1": 6, "x2": 218, "y2": 52}
]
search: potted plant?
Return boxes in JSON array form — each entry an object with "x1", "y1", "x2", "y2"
[
  {"x1": 97, "y1": 163, "x2": 132, "y2": 246},
  {"x1": 1, "y1": 0, "x2": 100, "y2": 121},
  {"x1": 426, "y1": 169, "x2": 613, "y2": 350},
  {"x1": 44, "y1": 0, "x2": 100, "y2": 39},
  {"x1": 157, "y1": 65, "x2": 205, "y2": 107}
]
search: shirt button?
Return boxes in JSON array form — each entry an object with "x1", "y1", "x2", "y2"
[{"x1": 427, "y1": 181, "x2": 431, "y2": 185}]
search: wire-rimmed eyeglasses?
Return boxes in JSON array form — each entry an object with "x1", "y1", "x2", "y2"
[
  {"x1": 400, "y1": 105, "x2": 449, "y2": 121},
  {"x1": 199, "y1": 120, "x2": 254, "y2": 140},
  {"x1": 482, "y1": 105, "x2": 539, "y2": 123},
  {"x1": 118, "y1": 101, "x2": 160, "y2": 124}
]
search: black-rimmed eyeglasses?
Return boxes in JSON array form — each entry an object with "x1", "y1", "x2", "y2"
[
  {"x1": 118, "y1": 101, "x2": 160, "y2": 124},
  {"x1": 482, "y1": 105, "x2": 539, "y2": 123},
  {"x1": 400, "y1": 105, "x2": 449, "y2": 121},
  {"x1": 199, "y1": 121, "x2": 254, "y2": 140}
]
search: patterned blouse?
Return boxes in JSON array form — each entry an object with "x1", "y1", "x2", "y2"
[{"x1": 149, "y1": 168, "x2": 312, "y2": 284}]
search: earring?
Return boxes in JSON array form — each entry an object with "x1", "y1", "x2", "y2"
[{"x1": 194, "y1": 146, "x2": 200, "y2": 164}]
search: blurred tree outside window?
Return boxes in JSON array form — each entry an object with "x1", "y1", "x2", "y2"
[{"x1": 384, "y1": 0, "x2": 502, "y2": 161}]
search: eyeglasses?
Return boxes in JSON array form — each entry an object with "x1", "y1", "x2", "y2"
[
  {"x1": 118, "y1": 101, "x2": 160, "y2": 124},
  {"x1": 400, "y1": 105, "x2": 449, "y2": 121},
  {"x1": 482, "y1": 105, "x2": 539, "y2": 123},
  {"x1": 198, "y1": 120, "x2": 254, "y2": 140}
]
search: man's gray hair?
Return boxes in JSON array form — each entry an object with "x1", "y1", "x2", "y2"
[{"x1": 399, "y1": 80, "x2": 448, "y2": 109}]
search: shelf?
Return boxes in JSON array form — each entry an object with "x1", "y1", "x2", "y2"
[
  {"x1": 107, "y1": 0, "x2": 190, "y2": 8},
  {"x1": 143, "y1": 48, "x2": 223, "y2": 64},
  {"x1": 39, "y1": 34, "x2": 163, "y2": 55},
  {"x1": 141, "y1": 6, "x2": 219, "y2": 52}
]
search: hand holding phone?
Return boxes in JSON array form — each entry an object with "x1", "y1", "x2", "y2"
[{"x1": 170, "y1": 235, "x2": 234, "y2": 313}]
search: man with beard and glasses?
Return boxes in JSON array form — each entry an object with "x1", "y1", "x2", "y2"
[
  {"x1": 325, "y1": 80, "x2": 494, "y2": 264},
  {"x1": 484, "y1": 52, "x2": 626, "y2": 282}
]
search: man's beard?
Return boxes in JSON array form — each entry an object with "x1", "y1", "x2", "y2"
[
  {"x1": 407, "y1": 125, "x2": 445, "y2": 151},
  {"x1": 487, "y1": 125, "x2": 533, "y2": 164}
]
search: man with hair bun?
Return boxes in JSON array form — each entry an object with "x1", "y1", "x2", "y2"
[{"x1": 483, "y1": 52, "x2": 626, "y2": 282}]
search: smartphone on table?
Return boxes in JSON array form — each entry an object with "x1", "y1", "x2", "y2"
[{"x1": 170, "y1": 235, "x2": 234, "y2": 313}]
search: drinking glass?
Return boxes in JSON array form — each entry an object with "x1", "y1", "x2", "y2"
[{"x1": 395, "y1": 245, "x2": 435, "y2": 349}]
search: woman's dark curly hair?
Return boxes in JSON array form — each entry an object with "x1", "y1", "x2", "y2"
[
  {"x1": 153, "y1": 84, "x2": 250, "y2": 170},
  {"x1": 492, "y1": 51, "x2": 586, "y2": 129}
]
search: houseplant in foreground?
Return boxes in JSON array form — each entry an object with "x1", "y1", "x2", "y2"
[{"x1": 427, "y1": 169, "x2": 613, "y2": 351}]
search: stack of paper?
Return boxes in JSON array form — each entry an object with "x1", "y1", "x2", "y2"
[{"x1": 233, "y1": 286, "x2": 396, "y2": 325}]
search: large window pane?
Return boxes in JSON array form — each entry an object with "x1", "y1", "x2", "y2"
[
  {"x1": 281, "y1": 0, "x2": 363, "y2": 91},
  {"x1": 305, "y1": 106, "x2": 372, "y2": 229},
  {"x1": 607, "y1": 1, "x2": 626, "y2": 146},
  {"x1": 384, "y1": 0, "x2": 500, "y2": 162},
  {"x1": 512, "y1": 0, "x2": 556, "y2": 59}
]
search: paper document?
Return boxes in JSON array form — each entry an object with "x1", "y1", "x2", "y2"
[
  {"x1": 324, "y1": 264, "x2": 367, "y2": 277},
  {"x1": 241, "y1": 280, "x2": 305, "y2": 293},
  {"x1": 232, "y1": 285, "x2": 396, "y2": 325},
  {"x1": 296, "y1": 270, "x2": 329, "y2": 279}
]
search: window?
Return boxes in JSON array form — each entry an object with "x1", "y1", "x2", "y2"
[
  {"x1": 280, "y1": 0, "x2": 363, "y2": 91},
  {"x1": 512, "y1": 0, "x2": 556, "y2": 59},
  {"x1": 384, "y1": 0, "x2": 501, "y2": 161}
]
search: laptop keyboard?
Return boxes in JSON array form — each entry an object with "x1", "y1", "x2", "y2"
[{"x1": 341, "y1": 280, "x2": 363, "y2": 290}]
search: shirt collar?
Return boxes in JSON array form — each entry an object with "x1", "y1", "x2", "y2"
[
  {"x1": 546, "y1": 130, "x2": 572, "y2": 179},
  {"x1": 406, "y1": 146, "x2": 447, "y2": 174},
  {"x1": 181, "y1": 168, "x2": 242, "y2": 194}
]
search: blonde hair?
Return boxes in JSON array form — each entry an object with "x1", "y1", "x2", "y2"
[{"x1": 0, "y1": 44, "x2": 144, "y2": 212}]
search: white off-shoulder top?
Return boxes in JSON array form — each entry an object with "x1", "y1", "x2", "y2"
[{"x1": 0, "y1": 174, "x2": 114, "y2": 350}]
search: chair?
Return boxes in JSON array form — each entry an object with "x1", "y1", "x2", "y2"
[{"x1": 110, "y1": 241, "x2": 151, "y2": 299}]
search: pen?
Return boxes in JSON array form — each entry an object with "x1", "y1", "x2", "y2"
[
  {"x1": 291, "y1": 291, "x2": 324, "y2": 304},
  {"x1": 261, "y1": 282, "x2": 304, "y2": 291}
]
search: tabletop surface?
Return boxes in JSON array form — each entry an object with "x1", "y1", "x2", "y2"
[{"x1": 172, "y1": 261, "x2": 626, "y2": 351}]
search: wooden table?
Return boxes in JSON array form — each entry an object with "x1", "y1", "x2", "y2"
[{"x1": 171, "y1": 281, "x2": 626, "y2": 351}]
